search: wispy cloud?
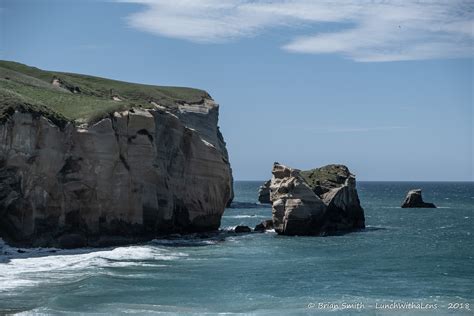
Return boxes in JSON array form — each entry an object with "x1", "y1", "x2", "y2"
[{"x1": 118, "y1": 0, "x2": 474, "y2": 62}]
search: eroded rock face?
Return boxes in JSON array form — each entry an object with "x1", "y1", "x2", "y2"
[
  {"x1": 0, "y1": 103, "x2": 233, "y2": 247},
  {"x1": 269, "y1": 163, "x2": 365, "y2": 236},
  {"x1": 174, "y1": 99, "x2": 233, "y2": 205},
  {"x1": 401, "y1": 189, "x2": 436, "y2": 208}
]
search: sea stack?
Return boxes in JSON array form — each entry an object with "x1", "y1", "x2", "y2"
[
  {"x1": 257, "y1": 180, "x2": 271, "y2": 204},
  {"x1": 401, "y1": 189, "x2": 436, "y2": 208},
  {"x1": 269, "y1": 163, "x2": 365, "y2": 236},
  {"x1": 0, "y1": 61, "x2": 233, "y2": 248}
]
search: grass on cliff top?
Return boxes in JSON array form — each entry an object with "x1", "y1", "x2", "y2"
[
  {"x1": 301, "y1": 165, "x2": 350, "y2": 189},
  {"x1": 0, "y1": 87, "x2": 70, "y2": 128},
  {"x1": 0, "y1": 60, "x2": 210, "y2": 124}
]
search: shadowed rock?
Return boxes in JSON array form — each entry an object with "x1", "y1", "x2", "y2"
[
  {"x1": 269, "y1": 163, "x2": 365, "y2": 236},
  {"x1": 234, "y1": 225, "x2": 252, "y2": 233},
  {"x1": 401, "y1": 189, "x2": 436, "y2": 208},
  {"x1": 257, "y1": 180, "x2": 271, "y2": 204},
  {"x1": 254, "y1": 219, "x2": 273, "y2": 232}
]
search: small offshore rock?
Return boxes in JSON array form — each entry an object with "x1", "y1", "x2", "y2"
[
  {"x1": 257, "y1": 180, "x2": 271, "y2": 204},
  {"x1": 401, "y1": 189, "x2": 436, "y2": 208}
]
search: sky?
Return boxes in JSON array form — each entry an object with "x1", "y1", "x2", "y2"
[{"x1": 1, "y1": 0, "x2": 473, "y2": 181}]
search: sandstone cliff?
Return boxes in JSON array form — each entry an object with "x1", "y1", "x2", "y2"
[
  {"x1": 0, "y1": 61, "x2": 233, "y2": 247},
  {"x1": 270, "y1": 163, "x2": 365, "y2": 236}
]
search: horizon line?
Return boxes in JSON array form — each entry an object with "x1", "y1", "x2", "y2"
[{"x1": 234, "y1": 180, "x2": 474, "y2": 183}]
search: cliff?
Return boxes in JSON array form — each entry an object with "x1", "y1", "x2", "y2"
[{"x1": 0, "y1": 61, "x2": 233, "y2": 248}]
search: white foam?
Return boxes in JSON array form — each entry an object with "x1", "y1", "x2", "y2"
[
  {"x1": 223, "y1": 215, "x2": 266, "y2": 219},
  {"x1": 151, "y1": 239, "x2": 219, "y2": 246},
  {"x1": 0, "y1": 241, "x2": 187, "y2": 293}
]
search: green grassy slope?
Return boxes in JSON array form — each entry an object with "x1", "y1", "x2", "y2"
[
  {"x1": 301, "y1": 164, "x2": 351, "y2": 191},
  {"x1": 0, "y1": 60, "x2": 210, "y2": 125}
]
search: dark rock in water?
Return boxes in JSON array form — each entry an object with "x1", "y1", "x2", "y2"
[
  {"x1": 257, "y1": 180, "x2": 271, "y2": 204},
  {"x1": 234, "y1": 225, "x2": 252, "y2": 233},
  {"x1": 270, "y1": 163, "x2": 365, "y2": 236},
  {"x1": 401, "y1": 189, "x2": 436, "y2": 208},
  {"x1": 254, "y1": 219, "x2": 274, "y2": 232}
]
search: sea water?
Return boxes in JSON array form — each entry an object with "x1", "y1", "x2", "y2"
[{"x1": 0, "y1": 181, "x2": 473, "y2": 315}]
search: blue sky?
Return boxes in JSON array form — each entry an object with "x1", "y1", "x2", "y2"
[{"x1": 1, "y1": 0, "x2": 473, "y2": 180}]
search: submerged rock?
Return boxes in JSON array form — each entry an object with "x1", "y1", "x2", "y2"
[
  {"x1": 401, "y1": 189, "x2": 436, "y2": 208},
  {"x1": 234, "y1": 225, "x2": 252, "y2": 233},
  {"x1": 269, "y1": 163, "x2": 365, "y2": 236},
  {"x1": 257, "y1": 180, "x2": 271, "y2": 204}
]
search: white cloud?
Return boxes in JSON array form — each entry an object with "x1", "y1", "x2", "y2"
[{"x1": 118, "y1": 0, "x2": 474, "y2": 62}]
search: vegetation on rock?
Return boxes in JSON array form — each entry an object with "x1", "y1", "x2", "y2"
[{"x1": 0, "y1": 60, "x2": 210, "y2": 125}]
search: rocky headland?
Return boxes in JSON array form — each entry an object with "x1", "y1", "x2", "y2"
[
  {"x1": 0, "y1": 61, "x2": 233, "y2": 248},
  {"x1": 268, "y1": 163, "x2": 365, "y2": 236}
]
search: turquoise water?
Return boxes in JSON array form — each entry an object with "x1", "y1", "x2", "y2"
[{"x1": 1, "y1": 181, "x2": 473, "y2": 315}]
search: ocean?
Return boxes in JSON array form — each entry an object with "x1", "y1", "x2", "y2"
[{"x1": 1, "y1": 181, "x2": 473, "y2": 315}]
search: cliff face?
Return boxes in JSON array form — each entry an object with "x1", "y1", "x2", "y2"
[
  {"x1": 0, "y1": 61, "x2": 233, "y2": 247},
  {"x1": 174, "y1": 101, "x2": 234, "y2": 205}
]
